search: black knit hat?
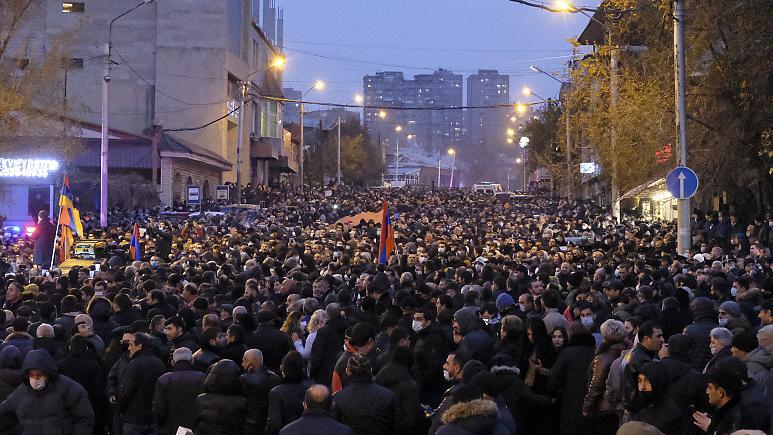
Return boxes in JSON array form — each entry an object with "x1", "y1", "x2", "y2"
[{"x1": 732, "y1": 330, "x2": 758, "y2": 353}]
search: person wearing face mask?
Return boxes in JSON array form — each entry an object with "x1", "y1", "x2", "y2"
[
  {"x1": 630, "y1": 362, "x2": 683, "y2": 433},
  {"x1": 704, "y1": 327, "x2": 733, "y2": 374},
  {"x1": 0, "y1": 348, "x2": 95, "y2": 435},
  {"x1": 718, "y1": 300, "x2": 751, "y2": 333},
  {"x1": 428, "y1": 353, "x2": 464, "y2": 435}
]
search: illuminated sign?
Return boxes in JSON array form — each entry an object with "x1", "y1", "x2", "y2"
[
  {"x1": 0, "y1": 159, "x2": 59, "y2": 178},
  {"x1": 579, "y1": 163, "x2": 599, "y2": 174}
]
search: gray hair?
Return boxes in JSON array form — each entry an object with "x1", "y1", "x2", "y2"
[{"x1": 710, "y1": 327, "x2": 733, "y2": 344}]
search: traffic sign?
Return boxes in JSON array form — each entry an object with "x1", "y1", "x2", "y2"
[
  {"x1": 665, "y1": 166, "x2": 698, "y2": 199},
  {"x1": 186, "y1": 185, "x2": 201, "y2": 205},
  {"x1": 215, "y1": 185, "x2": 229, "y2": 201}
]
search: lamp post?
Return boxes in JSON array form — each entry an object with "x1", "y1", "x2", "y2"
[
  {"x1": 519, "y1": 137, "x2": 529, "y2": 192},
  {"x1": 299, "y1": 80, "x2": 325, "y2": 186},
  {"x1": 394, "y1": 126, "x2": 402, "y2": 184},
  {"x1": 100, "y1": 0, "x2": 154, "y2": 227},
  {"x1": 448, "y1": 148, "x2": 456, "y2": 188}
]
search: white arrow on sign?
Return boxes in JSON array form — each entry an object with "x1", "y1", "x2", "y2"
[{"x1": 678, "y1": 172, "x2": 685, "y2": 198}]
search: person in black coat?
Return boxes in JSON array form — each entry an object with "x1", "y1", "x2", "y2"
[
  {"x1": 631, "y1": 361, "x2": 685, "y2": 433},
  {"x1": 266, "y1": 351, "x2": 313, "y2": 435},
  {"x1": 374, "y1": 347, "x2": 425, "y2": 435},
  {"x1": 249, "y1": 311, "x2": 294, "y2": 374},
  {"x1": 87, "y1": 297, "x2": 119, "y2": 348},
  {"x1": 489, "y1": 354, "x2": 554, "y2": 433},
  {"x1": 194, "y1": 359, "x2": 246, "y2": 435},
  {"x1": 0, "y1": 345, "x2": 23, "y2": 402},
  {"x1": 57, "y1": 335, "x2": 109, "y2": 435},
  {"x1": 547, "y1": 322, "x2": 597, "y2": 435},
  {"x1": 240, "y1": 349, "x2": 280, "y2": 435},
  {"x1": 332, "y1": 353, "x2": 397, "y2": 435},
  {"x1": 0, "y1": 348, "x2": 95, "y2": 435},
  {"x1": 413, "y1": 308, "x2": 450, "y2": 405},
  {"x1": 110, "y1": 294, "x2": 141, "y2": 327},
  {"x1": 30, "y1": 210, "x2": 56, "y2": 268},
  {"x1": 684, "y1": 297, "x2": 718, "y2": 371},
  {"x1": 118, "y1": 332, "x2": 167, "y2": 434},
  {"x1": 152, "y1": 348, "x2": 205, "y2": 435},
  {"x1": 310, "y1": 304, "x2": 348, "y2": 387},
  {"x1": 278, "y1": 384, "x2": 354, "y2": 435},
  {"x1": 146, "y1": 222, "x2": 172, "y2": 262},
  {"x1": 659, "y1": 334, "x2": 708, "y2": 432}
]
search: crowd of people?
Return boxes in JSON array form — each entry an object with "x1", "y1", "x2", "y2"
[{"x1": 0, "y1": 186, "x2": 772, "y2": 435}]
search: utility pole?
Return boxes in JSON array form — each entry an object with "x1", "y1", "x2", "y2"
[
  {"x1": 674, "y1": 0, "x2": 690, "y2": 255},
  {"x1": 100, "y1": 42, "x2": 109, "y2": 227},
  {"x1": 395, "y1": 136, "x2": 399, "y2": 184},
  {"x1": 235, "y1": 82, "x2": 247, "y2": 203},
  {"x1": 566, "y1": 46, "x2": 576, "y2": 202},
  {"x1": 337, "y1": 116, "x2": 342, "y2": 185},
  {"x1": 299, "y1": 103, "x2": 305, "y2": 186}
]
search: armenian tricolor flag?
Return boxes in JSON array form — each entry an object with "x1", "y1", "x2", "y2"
[
  {"x1": 130, "y1": 223, "x2": 141, "y2": 261},
  {"x1": 58, "y1": 174, "x2": 83, "y2": 262},
  {"x1": 378, "y1": 200, "x2": 395, "y2": 265}
]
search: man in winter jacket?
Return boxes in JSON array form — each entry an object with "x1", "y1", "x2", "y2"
[
  {"x1": 658, "y1": 334, "x2": 707, "y2": 431},
  {"x1": 279, "y1": 384, "x2": 354, "y2": 435},
  {"x1": 684, "y1": 297, "x2": 718, "y2": 371},
  {"x1": 152, "y1": 348, "x2": 205, "y2": 435},
  {"x1": 453, "y1": 307, "x2": 493, "y2": 366},
  {"x1": 332, "y1": 353, "x2": 396, "y2": 435},
  {"x1": 240, "y1": 349, "x2": 280, "y2": 435},
  {"x1": 435, "y1": 383, "x2": 510, "y2": 435},
  {"x1": 0, "y1": 348, "x2": 95, "y2": 435},
  {"x1": 118, "y1": 332, "x2": 167, "y2": 435},
  {"x1": 622, "y1": 321, "x2": 663, "y2": 415}
]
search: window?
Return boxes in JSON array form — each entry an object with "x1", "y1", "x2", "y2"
[
  {"x1": 62, "y1": 2, "x2": 85, "y2": 12},
  {"x1": 227, "y1": 0, "x2": 242, "y2": 56},
  {"x1": 260, "y1": 101, "x2": 282, "y2": 139}
]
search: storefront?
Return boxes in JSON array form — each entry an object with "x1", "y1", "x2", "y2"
[
  {"x1": 619, "y1": 177, "x2": 677, "y2": 221},
  {"x1": 0, "y1": 157, "x2": 60, "y2": 231}
]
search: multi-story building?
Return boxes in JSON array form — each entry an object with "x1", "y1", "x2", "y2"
[
  {"x1": 363, "y1": 69, "x2": 462, "y2": 154},
  {"x1": 282, "y1": 87, "x2": 303, "y2": 125},
  {"x1": 5, "y1": 0, "x2": 291, "y2": 206},
  {"x1": 465, "y1": 70, "x2": 511, "y2": 148}
]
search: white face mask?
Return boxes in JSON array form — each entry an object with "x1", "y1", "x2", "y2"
[
  {"x1": 443, "y1": 369, "x2": 452, "y2": 382},
  {"x1": 581, "y1": 316, "x2": 595, "y2": 328},
  {"x1": 730, "y1": 287, "x2": 738, "y2": 297},
  {"x1": 29, "y1": 377, "x2": 47, "y2": 390},
  {"x1": 412, "y1": 320, "x2": 424, "y2": 332},
  {"x1": 518, "y1": 303, "x2": 528, "y2": 313},
  {"x1": 718, "y1": 318, "x2": 728, "y2": 327}
]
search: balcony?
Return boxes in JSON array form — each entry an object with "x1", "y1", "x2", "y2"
[{"x1": 250, "y1": 136, "x2": 283, "y2": 160}]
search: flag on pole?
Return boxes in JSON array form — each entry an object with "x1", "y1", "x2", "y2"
[
  {"x1": 56, "y1": 174, "x2": 83, "y2": 264},
  {"x1": 378, "y1": 200, "x2": 395, "y2": 265},
  {"x1": 130, "y1": 223, "x2": 141, "y2": 261},
  {"x1": 58, "y1": 174, "x2": 83, "y2": 237}
]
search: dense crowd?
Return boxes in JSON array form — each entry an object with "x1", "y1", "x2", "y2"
[{"x1": 0, "y1": 187, "x2": 772, "y2": 435}]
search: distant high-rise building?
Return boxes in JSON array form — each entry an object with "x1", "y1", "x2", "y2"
[
  {"x1": 363, "y1": 69, "x2": 462, "y2": 153},
  {"x1": 283, "y1": 88, "x2": 302, "y2": 124},
  {"x1": 466, "y1": 70, "x2": 510, "y2": 148}
]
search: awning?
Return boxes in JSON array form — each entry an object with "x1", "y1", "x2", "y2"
[{"x1": 619, "y1": 177, "x2": 670, "y2": 201}]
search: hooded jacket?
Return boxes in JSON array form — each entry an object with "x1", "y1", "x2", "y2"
[
  {"x1": 631, "y1": 362, "x2": 683, "y2": 434},
  {"x1": 684, "y1": 298, "x2": 717, "y2": 371},
  {"x1": 436, "y1": 399, "x2": 510, "y2": 435},
  {"x1": 0, "y1": 349, "x2": 95, "y2": 435},
  {"x1": 0, "y1": 345, "x2": 23, "y2": 402}
]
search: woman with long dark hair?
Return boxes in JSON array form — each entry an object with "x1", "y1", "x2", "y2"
[{"x1": 520, "y1": 318, "x2": 557, "y2": 394}]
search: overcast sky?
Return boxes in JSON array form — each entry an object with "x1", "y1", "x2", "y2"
[{"x1": 280, "y1": 0, "x2": 596, "y2": 107}]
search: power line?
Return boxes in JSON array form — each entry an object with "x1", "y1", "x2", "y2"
[
  {"x1": 256, "y1": 94, "x2": 550, "y2": 111},
  {"x1": 285, "y1": 40, "x2": 572, "y2": 54},
  {"x1": 112, "y1": 48, "x2": 230, "y2": 107},
  {"x1": 162, "y1": 100, "x2": 247, "y2": 132}
]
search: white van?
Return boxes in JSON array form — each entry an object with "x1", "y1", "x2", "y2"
[{"x1": 472, "y1": 182, "x2": 503, "y2": 194}]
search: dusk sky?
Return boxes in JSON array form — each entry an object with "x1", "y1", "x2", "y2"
[{"x1": 280, "y1": 0, "x2": 598, "y2": 107}]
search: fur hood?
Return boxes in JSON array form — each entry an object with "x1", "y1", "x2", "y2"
[{"x1": 441, "y1": 398, "x2": 498, "y2": 424}]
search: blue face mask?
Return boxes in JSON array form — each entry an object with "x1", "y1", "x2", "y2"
[{"x1": 730, "y1": 287, "x2": 738, "y2": 297}]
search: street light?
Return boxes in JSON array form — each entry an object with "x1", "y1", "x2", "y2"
[
  {"x1": 378, "y1": 110, "x2": 387, "y2": 119},
  {"x1": 100, "y1": 0, "x2": 155, "y2": 227},
  {"x1": 354, "y1": 94, "x2": 364, "y2": 104},
  {"x1": 394, "y1": 125, "x2": 402, "y2": 184},
  {"x1": 514, "y1": 103, "x2": 527, "y2": 114},
  {"x1": 299, "y1": 80, "x2": 325, "y2": 186},
  {"x1": 506, "y1": 128, "x2": 516, "y2": 137},
  {"x1": 448, "y1": 148, "x2": 456, "y2": 188}
]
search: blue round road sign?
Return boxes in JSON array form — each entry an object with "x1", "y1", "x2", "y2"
[{"x1": 665, "y1": 166, "x2": 698, "y2": 199}]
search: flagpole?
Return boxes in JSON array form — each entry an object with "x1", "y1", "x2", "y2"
[{"x1": 50, "y1": 175, "x2": 64, "y2": 270}]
